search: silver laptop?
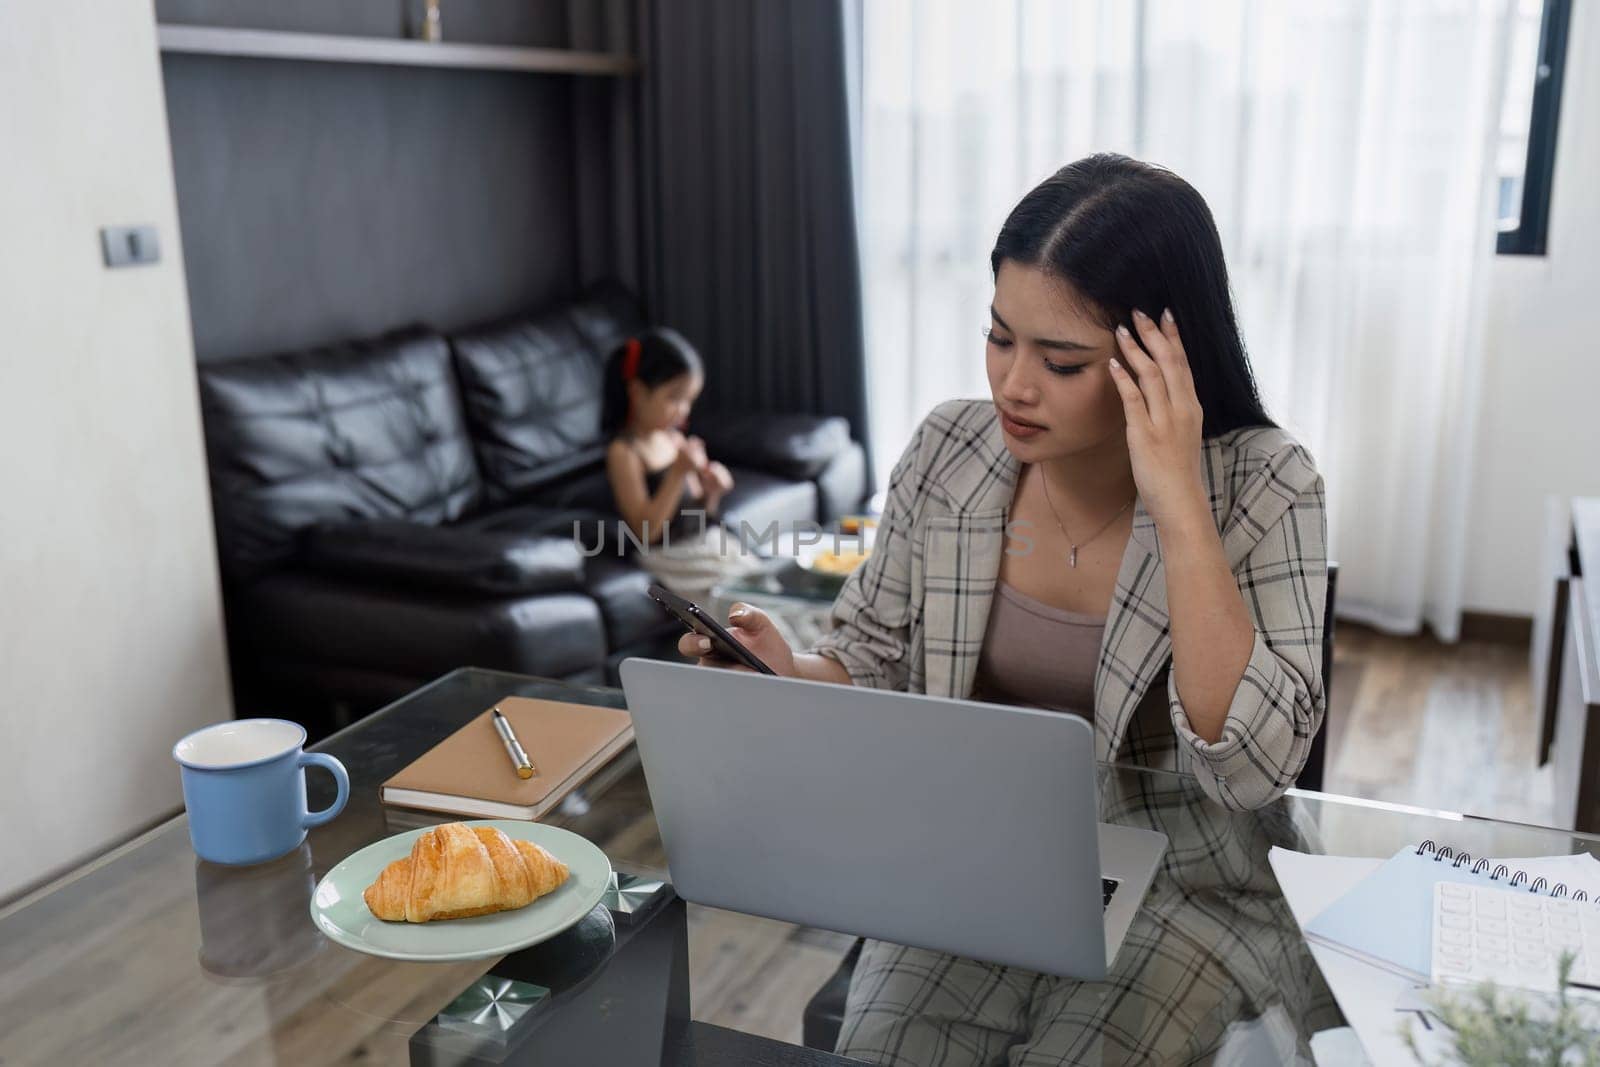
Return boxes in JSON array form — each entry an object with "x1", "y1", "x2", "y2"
[{"x1": 618, "y1": 658, "x2": 1167, "y2": 979}]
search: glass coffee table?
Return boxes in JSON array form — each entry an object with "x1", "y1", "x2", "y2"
[{"x1": 3, "y1": 667, "x2": 1598, "y2": 1066}]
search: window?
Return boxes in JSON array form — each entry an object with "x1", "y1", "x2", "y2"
[{"x1": 1496, "y1": 0, "x2": 1571, "y2": 255}]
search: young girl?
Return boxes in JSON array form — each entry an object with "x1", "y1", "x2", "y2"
[{"x1": 601, "y1": 328, "x2": 759, "y2": 600}]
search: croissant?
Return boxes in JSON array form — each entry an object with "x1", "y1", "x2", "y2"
[{"x1": 363, "y1": 823, "x2": 570, "y2": 923}]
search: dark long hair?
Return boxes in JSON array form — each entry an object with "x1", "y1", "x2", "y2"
[
  {"x1": 599, "y1": 327, "x2": 704, "y2": 437},
  {"x1": 990, "y1": 153, "x2": 1274, "y2": 435}
]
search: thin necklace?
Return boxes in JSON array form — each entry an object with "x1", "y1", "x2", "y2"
[{"x1": 1038, "y1": 468, "x2": 1134, "y2": 568}]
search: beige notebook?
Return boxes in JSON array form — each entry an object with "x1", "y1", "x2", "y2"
[{"x1": 380, "y1": 696, "x2": 634, "y2": 820}]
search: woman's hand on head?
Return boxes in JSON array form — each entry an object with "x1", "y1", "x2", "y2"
[
  {"x1": 676, "y1": 603, "x2": 798, "y2": 677},
  {"x1": 1108, "y1": 308, "x2": 1209, "y2": 530}
]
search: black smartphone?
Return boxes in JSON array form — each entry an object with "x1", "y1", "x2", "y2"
[{"x1": 645, "y1": 583, "x2": 777, "y2": 675}]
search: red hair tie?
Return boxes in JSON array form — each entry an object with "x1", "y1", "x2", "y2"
[{"x1": 622, "y1": 338, "x2": 642, "y2": 382}]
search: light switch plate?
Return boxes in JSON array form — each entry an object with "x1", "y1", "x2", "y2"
[{"x1": 101, "y1": 225, "x2": 160, "y2": 268}]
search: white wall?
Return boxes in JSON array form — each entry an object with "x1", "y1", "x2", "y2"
[
  {"x1": 1465, "y1": 0, "x2": 1600, "y2": 617},
  {"x1": 0, "y1": 0, "x2": 232, "y2": 901}
]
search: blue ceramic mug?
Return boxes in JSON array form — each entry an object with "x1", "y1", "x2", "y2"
[{"x1": 173, "y1": 719, "x2": 349, "y2": 866}]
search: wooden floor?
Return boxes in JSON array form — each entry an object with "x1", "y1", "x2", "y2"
[
  {"x1": 1321, "y1": 622, "x2": 1551, "y2": 826},
  {"x1": 685, "y1": 622, "x2": 1548, "y2": 1045}
]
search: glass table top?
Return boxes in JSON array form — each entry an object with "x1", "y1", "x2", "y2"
[{"x1": 2, "y1": 667, "x2": 1597, "y2": 1065}]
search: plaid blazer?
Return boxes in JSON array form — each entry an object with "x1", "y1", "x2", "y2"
[{"x1": 811, "y1": 398, "x2": 1329, "y2": 811}]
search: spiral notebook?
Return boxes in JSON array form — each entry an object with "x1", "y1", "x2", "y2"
[{"x1": 1303, "y1": 840, "x2": 1600, "y2": 982}]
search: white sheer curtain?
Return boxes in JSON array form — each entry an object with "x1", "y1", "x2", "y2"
[{"x1": 860, "y1": 0, "x2": 1512, "y2": 640}]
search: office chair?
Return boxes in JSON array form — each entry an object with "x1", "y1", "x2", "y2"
[{"x1": 1295, "y1": 561, "x2": 1338, "y2": 792}]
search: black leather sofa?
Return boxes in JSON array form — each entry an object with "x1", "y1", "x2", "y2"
[{"x1": 198, "y1": 284, "x2": 868, "y2": 734}]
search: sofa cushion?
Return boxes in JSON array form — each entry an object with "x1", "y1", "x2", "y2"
[
  {"x1": 519, "y1": 460, "x2": 617, "y2": 515},
  {"x1": 814, "y1": 441, "x2": 870, "y2": 523},
  {"x1": 464, "y1": 502, "x2": 630, "y2": 564},
  {"x1": 690, "y1": 412, "x2": 854, "y2": 481},
  {"x1": 236, "y1": 571, "x2": 606, "y2": 682},
  {"x1": 460, "y1": 501, "x2": 613, "y2": 542},
  {"x1": 718, "y1": 468, "x2": 819, "y2": 541},
  {"x1": 451, "y1": 310, "x2": 610, "y2": 502},
  {"x1": 302, "y1": 520, "x2": 586, "y2": 596},
  {"x1": 582, "y1": 554, "x2": 683, "y2": 650},
  {"x1": 198, "y1": 328, "x2": 481, "y2": 580},
  {"x1": 461, "y1": 504, "x2": 676, "y2": 649}
]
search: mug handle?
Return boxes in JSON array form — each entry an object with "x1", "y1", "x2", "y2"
[{"x1": 299, "y1": 753, "x2": 350, "y2": 829}]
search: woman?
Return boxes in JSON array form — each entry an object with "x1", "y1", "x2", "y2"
[{"x1": 680, "y1": 154, "x2": 1331, "y2": 1063}]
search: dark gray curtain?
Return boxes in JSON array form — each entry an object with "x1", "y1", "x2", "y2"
[
  {"x1": 637, "y1": 0, "x2": 873, "y2": 489},
  {"x1": 568, "y1": 0, "x2": 642, "y2": 292}
]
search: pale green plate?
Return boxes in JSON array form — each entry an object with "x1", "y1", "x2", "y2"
[{"x1": 309, "y1": 820, "x2": 612, "y2": 962}]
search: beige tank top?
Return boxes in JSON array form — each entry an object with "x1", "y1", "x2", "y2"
[{"x1": 970, "y1": 580, "x2": 1107, "y2": 720}]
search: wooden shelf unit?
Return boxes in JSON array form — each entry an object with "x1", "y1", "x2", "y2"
[{"x1": 157, "y1": 24, "x2": 637, "y2": 76}]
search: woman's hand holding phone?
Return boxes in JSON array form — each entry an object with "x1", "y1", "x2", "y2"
[{"x1": 678, "y1": 603, "x2": 798, "y2": 677}]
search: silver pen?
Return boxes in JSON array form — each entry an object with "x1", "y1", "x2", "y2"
[{"x1": 491, "y1": 707, "x2": 536, "y2": 780}]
